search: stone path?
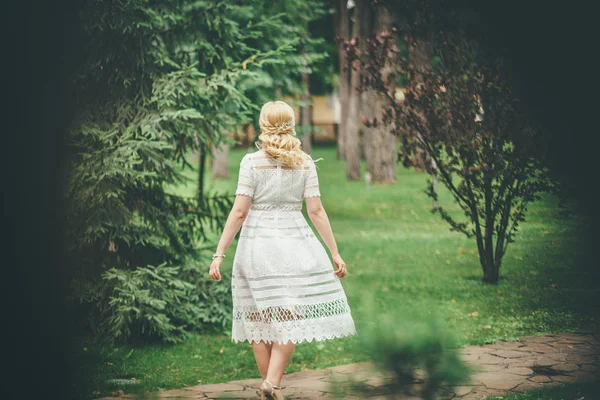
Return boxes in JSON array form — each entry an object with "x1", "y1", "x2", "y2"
[{"x1": 100, "y1": 332, "x2": 599, "y2": 399}]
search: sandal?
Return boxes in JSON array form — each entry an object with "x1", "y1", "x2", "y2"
[{"x1": 260, "y1": 379, "x2": 284, "y2": 400}]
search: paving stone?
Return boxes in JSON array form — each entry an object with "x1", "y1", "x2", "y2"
[
  {"x1": 460, "y1": 353, "x2": 480, "y2": 362},
  {"x1": 276, "y1": 388, "x2": 324, "y2": 399},
  {"x1": 156, "y1": 389, "x2": 205, "y2": 398},
  {"x1": 582, "y1": 364, "x2": 598, "y2": 372},
  {"x1": 490, "y1": 349, "x2": 530, "y2": 358},
  {"x1": 226, "y1": 378, "x2": 260, "y2": 386},
  {"x1": 551, "y1": 374, "x2": 578, "y2": 383},
  {"x1": 452, "y1": 385, "x2": 475, "y2": 396},
  {"x1": 511, "y1": 360, "x2": 536, "y2": 368},
  {"x1": 514, "y1": 343, "x2": 555, "y2": 353},
  {"x1": 557, "y1": 332, "x2": 591, "y2": 341},
  {"x1": 477, "y1": 353, "x2": 505, "y2": 364},
  {"x1": 350, "y1": 369, "x2": 380, "y2": 382},
  {"x1": 520, "y1": 335, "x2": 558, "y2": 344},
  {"x1": 464, "y1": 388, "x2": 505, "y2": 399},
  {"x1": 458, "y1": 346, "x2": 491, "y2": 355},
  {"x1": 513, "y1": 381, "x2": 545, "y2": 392},
  {"x1": 488, "y1": 341, "x2": 526, "y2": 350},
  {"x1": 326, "y1": 364, "x2": 360, "y2": 374},
  {"x1": 505, "y1": 367, "x2": 534, "y2": 375},
  {"x1": 205, "y1": 389, "x2": 258, "y2": 399},
  {"x1": 566, "y1": 369, "x2": 600, "y2": 381},
  {"x1": 552, "y1": 363, "x2": 579, "y2": 372},
  {"x1": 286, "y1": 370, "x2": 325, "y2": 380},
  {"x1": 363, "y1": 377, "x2": 389, "y2": 387},
  {"x1": 533, "y1": 357, "x2": 561, "y2": 366},
  {"x1": 530, "y1": 375, "x2": 552, "y2": 383},
  {"x1": 570, "y1": 346, "x2": 600, "y2": 355},
  {"x1": 472, "y1": 371, "x2": 523, "y2": 381},
  {"x1": 566, "y1": 354, "x2": 597, "y2": 364},
  {"x1": 482, "y1": 379, "x2": 522, "y2": 390},
  {"x1": 322, "y1": 374, "x2": 351, "y2": 383},
  {"x1": 481, "y1": 363, "x2": 509, "y2": 372},
  {"x1": 285, "y1": 378, "x2": 331, "y2": 392}
]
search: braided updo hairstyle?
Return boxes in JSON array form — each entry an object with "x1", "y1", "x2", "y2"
[{"x1": 256, "y1": 101, "x2": 308, "y2": 168}]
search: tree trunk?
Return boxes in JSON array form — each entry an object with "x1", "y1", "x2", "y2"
[
  {"x1": 408, "y1": 31, "x2": 431, "y2": 171},
  {"x1": 481, "y1": 177, "x2": 499, "y2": 283},
  {"x1": 357, "y1": 0, "x2": 373, "y2": 162},
  {"x1": 363, "y1": 4, "x2": 397, "y2": 183},
  {"x1": 198, "y1": 145, "x2": 206, "y2": 203},
  {"x1": 301, "y1": 72, "x2": 312, "y2": 154},
  {"x1": 335, "y1": 0, "x2": 350, "y2": 160},
  {"x1": 211, "y1": 143, "x2": 230, "y2": 179},
  {"x1": 432, "y1": 158, "x2": 439, "y2": 209},
  {"x1": 482, "y1": 259, "x2": 500, "y2": 284},
  {"x1": 344, "y1": 0, "x2": 364, "y2": 180}
]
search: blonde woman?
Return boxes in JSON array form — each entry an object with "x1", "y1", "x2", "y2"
[{"x1": 209, "y1": 101, "x2": 357, "y2": 399}]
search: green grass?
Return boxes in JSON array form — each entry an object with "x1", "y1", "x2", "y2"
[{"x1": 80, "y1": 146, "x2": 598, "y2": 399}]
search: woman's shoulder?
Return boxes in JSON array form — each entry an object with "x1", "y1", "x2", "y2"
[
  {"x1": 241, "y1": 149, "x2": 264, "y2": 162},
  {"x1": 241, "y1": 149, "x2": 271, "y2": 167}
]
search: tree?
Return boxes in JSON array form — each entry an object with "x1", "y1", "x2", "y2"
[
  {"x1": 237, "y1": 0, "x2": 329, "y2": 143},
  {"x1": 66, "y1": 0, "x2": 295, "y2": 343},
  {"x1": 360, "y1": 3, "x2": 397, "y2": 183},
  {"x1": 359, "y1": 2, "x2": 553, "y2": 283},
  {"x1": 343, "y1": 0, "x2": 366, "y2": 180},
  {"x1": 211, "y1": 142, "x2": 230, "y2": 179},
  {"x1": 301, "y1": 68, "x2": 313, "y2": 154},
  {"x1": 333, "y1": 0, "x2": 350, "y2": 160}
]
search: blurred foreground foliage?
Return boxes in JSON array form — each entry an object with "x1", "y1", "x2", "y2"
[{"x1": 334, "y1": 302, "x2": 470, "y2": 399}]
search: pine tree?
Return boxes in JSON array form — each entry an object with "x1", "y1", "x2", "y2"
[{"x1": 66, "y1": 0, "x2": 298, "y2": 343}]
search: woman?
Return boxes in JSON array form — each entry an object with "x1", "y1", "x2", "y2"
[{"x1": 209, "y1": 101, "x2": 357, "y2": 400}]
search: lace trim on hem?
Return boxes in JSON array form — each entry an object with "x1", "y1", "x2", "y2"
[
  {"x1": 231, "y1": 329, "x2": 358, "y2": 345},
  {"x1": 235, "y1": 191, "x2": 254, "y2": 197},
  {"x1": 303, "y1": 193, "x2": 321, "y2": 198}
]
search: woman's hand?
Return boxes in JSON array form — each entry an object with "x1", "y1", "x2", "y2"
[
  {"x1": 332, "y1": 253, "x2": 347, "y2": 278},
  {"x1": 209, "y1": 258, "x2": 223, "y2": 281}
]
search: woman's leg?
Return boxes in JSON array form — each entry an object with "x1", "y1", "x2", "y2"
[
  {"x1": 265, "y1": 340, "x2": 296, "y2": 386},
  {"x1": 251, "y1": 340, "x2": 273, "y2": 380}
]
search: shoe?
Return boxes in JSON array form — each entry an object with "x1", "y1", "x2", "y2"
[{"x1": 260, "y1": 379, "x2": 284, "y2": 400}]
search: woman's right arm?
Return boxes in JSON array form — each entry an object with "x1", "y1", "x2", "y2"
[{"x1": 306, "y1": 197, "x2": 347, "y2": 278}]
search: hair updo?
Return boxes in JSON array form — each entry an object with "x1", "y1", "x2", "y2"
[{"x1": 256, "y1": 101, "x2": 308, "y2": 168}]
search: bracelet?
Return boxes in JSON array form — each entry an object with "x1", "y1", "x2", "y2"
[{"x1": 212, "y1": 254, "x2": 226, "y2": 259}]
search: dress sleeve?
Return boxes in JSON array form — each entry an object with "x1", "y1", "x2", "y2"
[
  {"x1": 303, "y1": 158, "x2": 321, "y2": 198},
  {"x1": 235, "y1": 154, "x2": 254, "y2": 197}
]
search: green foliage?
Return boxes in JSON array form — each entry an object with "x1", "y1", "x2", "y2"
[
  {"x1": 344, "y1": 305, "x2": 470, "y2": 400},
  {"x1": 73, "y1": 265, "x2": 232, "y2": 344},
  {"x1": 358, "y1": 2, "x2": 555, "y2": 283},
  {"x1": 236, "y1": 0, "x2": 331, "y2": 130},
  {"x1": 65, "y1": 0, "x2": 305, "y2": 343}
]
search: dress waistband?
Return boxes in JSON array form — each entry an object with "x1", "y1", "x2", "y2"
[{"x1": 250, "y1": 203, "x2": 302, "y2": 211}]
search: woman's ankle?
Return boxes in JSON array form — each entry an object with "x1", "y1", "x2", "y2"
[{"x1": 264, "y1": 377, "x2": 281, "y2": 387}]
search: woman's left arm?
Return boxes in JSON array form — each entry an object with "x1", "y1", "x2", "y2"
[{"x1": 209, "y1": 195, "x2": 253, "y2": 281}]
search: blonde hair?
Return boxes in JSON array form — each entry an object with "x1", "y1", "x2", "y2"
[{"x1": 256, "y1": 101, "x2": 308, "y2": 168}]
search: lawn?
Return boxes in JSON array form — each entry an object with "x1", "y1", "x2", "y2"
[{"x1": 81, "y1": 146, "x2": 598, "y2": 399}]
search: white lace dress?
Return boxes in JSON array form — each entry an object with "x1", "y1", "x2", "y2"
[{"x1": 231, "y1": 150, "x2": 357, "y2": 344}]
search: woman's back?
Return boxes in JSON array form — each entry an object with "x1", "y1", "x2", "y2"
[{"x1": 236, "y1": 149, "x2": 320, "y2": 211}]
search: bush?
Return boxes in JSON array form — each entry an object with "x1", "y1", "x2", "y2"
[{"x1": 345, "y1": 304, "x2": 471, "y2": 400}]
